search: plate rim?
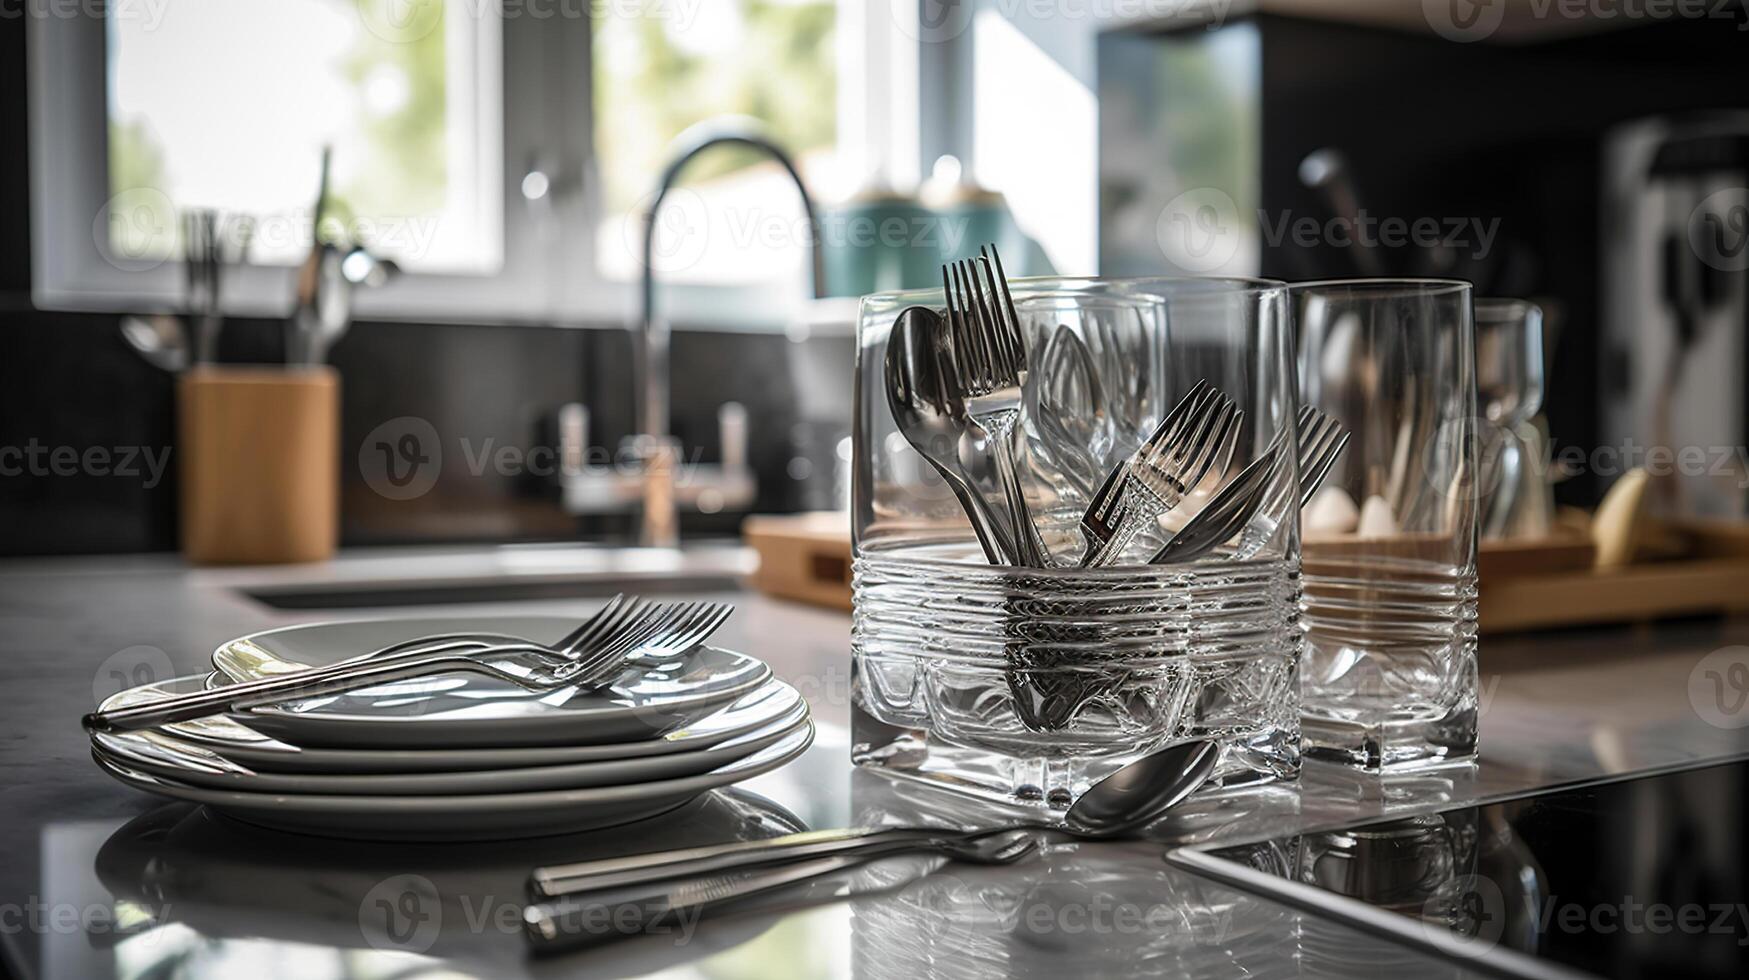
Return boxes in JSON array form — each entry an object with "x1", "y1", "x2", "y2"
[
  {"x1": 214, "y1": 614, "x2": 768, "y2": 730},
  {"x1": 92, "y1": 722, "x2": 815, "y2": 814},
  {"x1": 104, "y1": 675, "x2": 804, "y2": 770},
  {"x1": 91, "y1": 699, "x2": 812, "y2": 795}
]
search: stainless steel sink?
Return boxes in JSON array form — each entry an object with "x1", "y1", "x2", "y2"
[{"x1": 228, "y1": 544, "x2": 753, "y2": 610}]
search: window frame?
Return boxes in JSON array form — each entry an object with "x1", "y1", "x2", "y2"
[{"x1": 27, "y1": 1, "x2": 919, "y2": 333}]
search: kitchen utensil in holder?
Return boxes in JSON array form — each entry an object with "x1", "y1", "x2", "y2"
[
  {"x1": 851, "y1": 276, "x2": 1304, "y2": 810},
  {"x1": 178, "y1": 366, "x2": 339, "y2": 564}
]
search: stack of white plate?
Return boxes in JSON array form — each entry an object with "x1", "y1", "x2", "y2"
[{"x1": 90, "y1": 615, "x2": 814, "y2": 840}]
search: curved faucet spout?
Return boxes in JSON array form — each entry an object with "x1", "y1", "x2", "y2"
[{"x1": 634, "y1": 117, "x2": 822, "y2": 546}]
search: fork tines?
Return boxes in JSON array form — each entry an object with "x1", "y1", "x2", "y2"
[
  {"x1": 1296, "y1": 409, "x2": 1351, "y2": 507},
  {"x1": 942, "y1": 245, "x2": 1027, "y2": 395},
  {"x1": 1089, "y1": 379, "x2": 1216, "y2": 528},
  {"x1": 563, "y1": 598, "x2": 736, "y2": 686},
  {"x1": 1131, "y1": 396, "x2": 1241, "y2": 507}
]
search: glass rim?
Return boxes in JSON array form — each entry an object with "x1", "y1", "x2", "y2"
[
  {"x1": 1288, "y1": 277, "x2": 1472, "y2": 298},
  {"x1": 860, "y1": 274, "x2": 1289, "y2": 307},
  {"x1": 1474, "y1": 296, "x2": 1543, "y2": 318}
]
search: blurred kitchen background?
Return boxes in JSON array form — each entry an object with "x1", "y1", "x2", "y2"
[{"x1": 3, "y1": 0, "x2": 1747, "y2": 557}]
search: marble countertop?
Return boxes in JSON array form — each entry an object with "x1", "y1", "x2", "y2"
[{"x1": 3, "y1": 546, "x2": 1748, "y2": 979}]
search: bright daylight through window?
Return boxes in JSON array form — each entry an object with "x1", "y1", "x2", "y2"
[
  {"x1": 106, "y1": 0, "x2": 502, "y2": 274},
  {"x1": 591, "y1": 0, "x2": 839, "y2": 285}
]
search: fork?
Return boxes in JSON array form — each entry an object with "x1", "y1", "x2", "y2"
[
  {"x1": 82, "y1": 599, "x2": 733, "y2": 734},
  {"x1": 1077, "y1": 379, "x2": 1212, "y2": 564},
  {"x1": 943, "y1": 245, "x2": 1051, "y2": 567},
  {"x1": 1085, "y1": 387, "x2": 1239, "y2": 566},
  {"x1": 1149, "y1": 408, "x2": 1350, "y2": 564}
]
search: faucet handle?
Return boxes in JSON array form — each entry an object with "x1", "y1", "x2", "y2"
[
  {"x1": 559, "y1": 403, "x2": 589, "y2": 474},
  {"x1": 719, "y1": 402, "x2": 748, "y2": 472}
]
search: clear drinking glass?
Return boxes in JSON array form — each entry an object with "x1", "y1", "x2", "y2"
[
  {"x1": 1474, "y1": 298, "x2": 1548, "y2": 539},
  {"x1": 1294, "y1": 279, "x2": 1479, "y2": 772},
  {"x1": 852, "y1": 276, "x2": 1303, "y2": 809}
]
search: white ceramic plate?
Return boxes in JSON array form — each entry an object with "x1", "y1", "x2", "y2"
[
  {"x1": 100, "y1": 674, "x2": 804, "y2": 774},
  {"x1": 91, "y1": 691, "x2": 810, "y2": 795},
  {"x1": 92, "y1": 722, "x2": 815, "y2": 840},
  {"x1": 210, "y1": 615, "x2": 771, "y2": 748}
]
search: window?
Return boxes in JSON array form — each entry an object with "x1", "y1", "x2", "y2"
[
  {"x1": 592, "y1": 0, "x2": 840, "y2": 285},
  {"x1": 28, "y1": 0, "x2": 913, "y2": 326},
  {"x1": 106, "y1": 0, "x2": 502, "y2": 274}
]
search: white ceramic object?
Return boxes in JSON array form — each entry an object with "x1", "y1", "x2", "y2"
[
  {"x1": 91, "y1": 723, "x2": 815, "y2": 840},
  {"x1": 208, "y1": 616, "x2": 770, "y2": 748}
]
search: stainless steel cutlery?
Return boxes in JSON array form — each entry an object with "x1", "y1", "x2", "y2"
[
  {"x1": 524, "y1": 831, "x2": 1041, "y2": 953},
  {"x1": 885, "y1": 306, "x2": 1017, "y2": 564},
  {"x1": 82, "y1": 596, "x2": 733, "y2": 734},
  {"x1": 1149, "y1": 407, "x2": 1351, "y2": 564},
  {"x1": 521, "y1": 738, "x2": 1220, "y2": 952},
  {"x1": 942, "y1": 246, "x2": 1051, "y2": 567},
  {"x1": 1084, "y1": 384, "x2": 1239, "y2": 566},
  {"x1": 888, "y1": 249, "x2": 1351, "y2": 568},
  {"x1": 122, "y1": 209, "x2": 253, "y2": 372}
]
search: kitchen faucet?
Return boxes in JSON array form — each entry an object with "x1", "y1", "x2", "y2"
[{"x1": 563, "y1": 118, "x2": 825, "y2": 546}]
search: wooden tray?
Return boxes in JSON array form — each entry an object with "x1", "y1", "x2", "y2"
[
  {"x1": 743, "y1": 512, "x2": 1749, "y2": 634},
  {"x1": 743, "y1": 513, "x2": 854, "y2": 611}
]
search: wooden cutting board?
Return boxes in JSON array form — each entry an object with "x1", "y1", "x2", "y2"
[{"x1": 743, "y1": 511, "x2": 1749, "y2": 633}]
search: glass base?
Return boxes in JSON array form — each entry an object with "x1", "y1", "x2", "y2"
[
  {"x1": 1299, "y1": 706, "x2": 1478, "y2": 773},
  {"x1": 852, "y1": 703, "x2": 1299, "y2": 810}
]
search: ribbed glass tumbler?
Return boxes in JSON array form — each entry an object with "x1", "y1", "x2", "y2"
[
  {"x1": 1295, "y1": 279, "x2": 1480, "y2": 772},
  {"x1": 851, "y1": 276, "x2": 1303, "y2": 810}
]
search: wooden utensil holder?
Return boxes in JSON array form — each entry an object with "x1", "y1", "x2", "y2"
[{"x1": 178, "y1": 366, "x2": 339, "y2": 565}]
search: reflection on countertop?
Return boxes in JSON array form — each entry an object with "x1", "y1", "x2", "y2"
[{"x1": 5, "y1": 548, "x2": 1749, "y2": 978}]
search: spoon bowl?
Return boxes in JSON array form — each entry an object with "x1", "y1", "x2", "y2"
[
  {"x1": 120, "y1": 314, "x2": 189, "y2": 373},
  {"x1": 1062, "y1": 737, "x2": 1222, "y2": 835},
  {"x1": 530, "y1": 737, "x2": 1223, "y2": 901},
  {"x1": 884, "y1": 306, "x2": 1015, "y2": 563}
]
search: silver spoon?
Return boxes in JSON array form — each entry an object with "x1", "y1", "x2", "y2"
[
  {"x1": 885, "y1": 305, "x2": 1016, "y2": 563},
  {"x1": 119, "y1": 314, "x2": 189, "y2": 373},
  {"x1": 530, "y1": 737, "x2": 1221, "y2": 899}
]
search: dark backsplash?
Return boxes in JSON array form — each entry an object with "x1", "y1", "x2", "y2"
[
  {"x1": 0, "y1": 15, "x2": 854, "y2": 559},
  {"x1": 0, "y1": 305, "x2": 848, "y2": 557}
]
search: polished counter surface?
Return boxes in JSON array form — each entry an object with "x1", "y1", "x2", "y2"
[{"x1": 3, "y1": 546, "x2": 1748, "y2": 979}]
